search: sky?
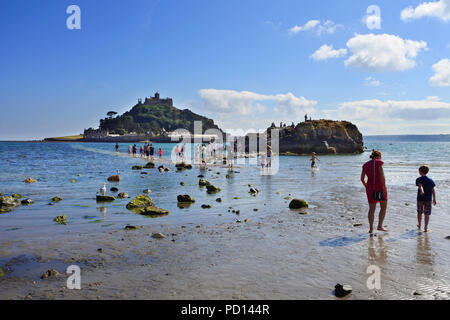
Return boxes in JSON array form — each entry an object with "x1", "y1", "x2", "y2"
[{"x1": 0, "y1": 0, "x2": 449, "y2": 140}]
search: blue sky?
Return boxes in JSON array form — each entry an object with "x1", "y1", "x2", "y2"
[{"x1": 0, "y1": 0, "x2": 449, "y2": 140}]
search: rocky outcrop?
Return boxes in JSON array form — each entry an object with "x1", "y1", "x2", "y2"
[
  {"x1": 107, "y1": 174, "x2": 121, "y2": 182},
  {"x1": 206, "y1": 185, "x2": 221, "y2": 194},
  {"x1": 269, "y1": 120, "x2": 363, "y2": 155},
  {"x1": 0, "y1": 196, "x2": 21, "y2": 213},
  {"x1": 96, "y1": 195, "x2": 115, "y2": 202},
  {"x1": 177, "y1": 195, "x2": 195, "y2": 203},
  {"x1": 126, "y1": 195, "x2": 154, "y2": 209},
  {"x1": 144, "y1": 162, "x2": 155, "y2": 169},
  {"x1": 199, "y1": 179, "x2": 211, "y2": 187},
  {"x1": 117, "y1": 192, "x2": 129, "y2": 198},
  {"x1": 289, "y1": 199, "x2": 309, "y2": 209}
]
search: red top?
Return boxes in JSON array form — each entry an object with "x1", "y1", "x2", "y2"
[{"x1": 363, "y1": 159, "x2": 387, "y2": 202}]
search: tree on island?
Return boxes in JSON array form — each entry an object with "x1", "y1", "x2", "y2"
[{"x1": 107, "y1": 111, "x2": 118, "y2": 119}]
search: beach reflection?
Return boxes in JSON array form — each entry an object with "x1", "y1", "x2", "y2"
[
  {"x1": 368, "y1": 235, "x2": 387, "y2": 265},
  {"x1": 416, "y1": 233, "x2": 434, "y2": 266}
]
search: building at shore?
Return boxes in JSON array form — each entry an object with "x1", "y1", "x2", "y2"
[{"x1": 83, "y1": 128, "x2": 109, "y2": 139}]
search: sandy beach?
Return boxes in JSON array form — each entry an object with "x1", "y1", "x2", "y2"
[{"x1": 1, "y1": 184, "x2": 449, "y2": 300}]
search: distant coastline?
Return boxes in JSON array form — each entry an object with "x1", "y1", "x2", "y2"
[
  {"x1": 3, "y1": 133, "x2": 450, "y2": 144},
  {"x1": 365, "y1": 134, "x2": 450, "y2": 142}
]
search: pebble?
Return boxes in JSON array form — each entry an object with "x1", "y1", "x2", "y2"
[
  {"x1": 151, "y1": 233, "x2": 165, "y2": 239},
  {"x1": 41, "y1": 269, "x2": 59, "y2": 279}
]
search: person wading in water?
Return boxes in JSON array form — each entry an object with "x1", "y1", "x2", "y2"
[{"x1": 361, "y1": 150, "x2": 388, "y2": 235}]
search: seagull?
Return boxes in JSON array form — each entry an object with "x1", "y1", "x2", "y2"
[{"x1": 99, "y1": 183, "x2": 107, "y2": 196}]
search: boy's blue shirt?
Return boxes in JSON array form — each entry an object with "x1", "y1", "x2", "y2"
[{"x1": 416, "y1": 176, "x2": 436, "y2": 202}]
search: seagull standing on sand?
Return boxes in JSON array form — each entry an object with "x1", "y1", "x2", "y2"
[{"x1": 99, "y1": 183, "x2": 107, "y2": 196}]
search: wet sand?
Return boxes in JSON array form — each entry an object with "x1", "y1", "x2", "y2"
[{"x1": 1, "y1": 184, "x2": 450, "y2": 300}]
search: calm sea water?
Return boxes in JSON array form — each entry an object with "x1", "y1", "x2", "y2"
[
  {"x1": 1, "y1": 141, "x2": 450, "y2": 299},
  {"x1": 0, "y1": 141, "x2": 449, "y2": 234}
]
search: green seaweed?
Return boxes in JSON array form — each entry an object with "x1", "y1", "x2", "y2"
[
  {"x1": 53, "y1": 215, "x2": 67, "y2": 225},
  {"x1": 126, "y1": 195, "x2": 154, "y2": 209}
]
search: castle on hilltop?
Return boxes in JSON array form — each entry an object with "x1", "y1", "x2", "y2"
[{"x1": 138, "y1": 92, "x2": 173, "y2": 107}]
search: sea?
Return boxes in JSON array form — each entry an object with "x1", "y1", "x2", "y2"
[{"x1": 1, "y1": 140, "x2": 449, "y2": 299}]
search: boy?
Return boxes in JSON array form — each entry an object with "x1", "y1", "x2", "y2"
[
  {"x1": 416, "y1": 165, "x2": 437, "y2": 232},
  {"x1": 311, "y1": 152, "x2": 319, "y2": 168}
]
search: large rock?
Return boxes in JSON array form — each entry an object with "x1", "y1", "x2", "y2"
[
  {"x1": 131, "y1": 206, "x2": 169, "y2": 217},
  {"x1": 206, "y1": 185, "x2": 221, "y2": 194},
  {"x1": 289, "y1": 199, "x2": 309, "y2": 209},
  {"x1": 262, "y1": 120, "x2": 363, "y2": 155},
  {"x1": 158, "y1": 165, "x2": 170, "y2": 172},
  {"x1": 126, "y1": 195, "x2": 154, "y2": 209},
  {"x1": 177, "y1": 194, "x2": 195, "y2": 203},
  {"x1": 176, "y1": 162, "x2": 192, "y2": 170},
  {"x1": 199, "y1": 179, "x2": 211, "y2": 187},
  {"x1": 21, "y1": 199, "x2": 34, "y2": 205},
  {"x1": 144, "y1": 162, "x2": 155, "y2": 168},
  {"x1": 107, "y1": 174, "x2": 121, "y2": 182},
  {"x1": 0, "y1": 196, "x2": 21, "y2": 213},
  {"x1": 96, "y1": 195, "x2": 115, "y2": 202}
]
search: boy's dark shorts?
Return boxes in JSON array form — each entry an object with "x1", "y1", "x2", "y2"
[{"x1": 417, "y1": 201, "x2": 432, "y2": 215}]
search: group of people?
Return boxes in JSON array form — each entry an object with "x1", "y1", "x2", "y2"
[
  {"x1": 259, "y1": 145, "x2": 273, "y2": 169},
  {"x1": 361, "y1": 150, "x2": 437, "y2": 234},
  {"x1": 116, "y1": 143, "x2": 163, "y2": 160}
]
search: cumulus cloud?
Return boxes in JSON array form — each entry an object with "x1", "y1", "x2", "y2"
[
  {"x1": 333, "y1": 97, "x2": 450, "y2": 122},
  {"x1": 401, "y1": 0, "x2": 450, "y2": 22},
  {"x1": 364, "y1": 77, "x2": 382, "y2": 87},
  {"x1": 429, "y1": 58, "x2": 450, "y2": 86},
  {"x1": 199, "y1": 89, "x2": 316, "y2": 115},
  {"x1": 344, "y1": 34, "x2": 427, "y2": 72},
  {"x1": 198, "y1": 89, "x2": 317, "y2": 130},
  {"x1": 289, "y1": 20, "x2": 343, "y2": 36},
  {"x1": 311, "y1": 44, "x2": 347, "y2": 61}
]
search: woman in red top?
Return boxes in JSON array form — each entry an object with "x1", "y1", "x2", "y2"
[{"x1": 361, "y1": 150, "x2": 388, "y2": 235}]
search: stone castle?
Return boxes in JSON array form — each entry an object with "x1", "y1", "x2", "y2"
[{"x1": 138, "y1": 92, "x2": 173, "y2": 107}]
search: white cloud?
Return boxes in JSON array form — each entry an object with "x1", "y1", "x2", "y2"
[
  {"x1": 289, "y1": 20, "x2": 343, "y2": 36},
  {"x1": 198, "y1": 89, "x2": 317, "y2": 130},
  {"x1": 311, "y1": 44, "x2": 347, "y2": 61},
  {"x1": 364, "y1": 76, "x2": 382, "y2": 87},
  {"x1": 333, "y1": 97, "x2": 450, "y2": 122},
  {"x1": 429, "y1": 58, "x2": 450, "y2": 86},
  {"x1": 344, "y1": 34, "x2": 427, "y2": 72},
  {"x1": 323, "y1": 96, "x2": 450, "y2": 134},
  {"x1": 401, "y1": 0, "x2": 450, "y2": 22}
]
